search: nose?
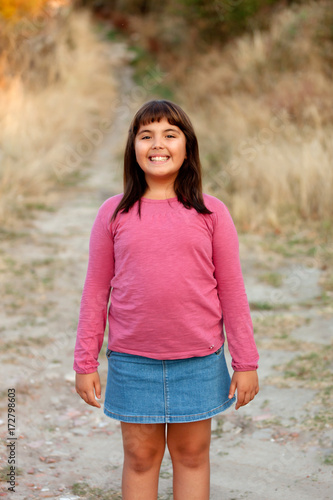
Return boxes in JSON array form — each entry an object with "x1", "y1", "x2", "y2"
[{"x1": 152, "y1": 135, "x2": 164, "y2": 149}]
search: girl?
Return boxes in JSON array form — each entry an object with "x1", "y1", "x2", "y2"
[{"x1": 74, "y1": 99, "x2": 259, "y2": 500}]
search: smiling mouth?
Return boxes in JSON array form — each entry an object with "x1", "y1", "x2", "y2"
[{"x1": 149, "y1": 156, "x2": 170, "y2": 162}]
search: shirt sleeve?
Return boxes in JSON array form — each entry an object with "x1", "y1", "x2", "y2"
[
  {"x1": 211, "y1": 202, "x2": 259, "y2": 371},
  {"x1": 73, "y1": 207, "x2": 114, "y2": 374}
]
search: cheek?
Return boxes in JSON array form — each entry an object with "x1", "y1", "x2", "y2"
[
  {"x1": 134, "y1": 144, "x2": 148, "y2": 169},
  {"x1": 134, "y1": 143, "x2": 144, "y2": 160},
  {"x1": 179, "y1": 138, "x2": 187, "y2": 157},
  {"x1": 180, "y1": 142, "x2": 187, "y2": 159}
]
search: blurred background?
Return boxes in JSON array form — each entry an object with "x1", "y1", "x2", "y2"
[
  {"x1": 0, "y1": 2, "x2": 333, "y2": 498},
  {"x1": 1, "y1": 0, "x2": 332, "y2": 231}
]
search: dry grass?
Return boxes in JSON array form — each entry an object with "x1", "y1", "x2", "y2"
[
  {"x1": 177, "y1": 1, "x2": 333, "y2": 230},
  {"x1": 0, "y1": 6, "x2": 116, "y2": 227},
  {"x1": 0, "y1": 0, "x2": 49, "y2": 20},
  {"x1": 127, "y1": 0, "x2": 333, "y2": 231}
]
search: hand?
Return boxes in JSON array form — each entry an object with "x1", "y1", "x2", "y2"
[
  {"x1": 229, "y1": 370, "x2": 259, "y2": 410},
  {"x1": 75, "y1": 371, "x2": 102, "y2": 408}
]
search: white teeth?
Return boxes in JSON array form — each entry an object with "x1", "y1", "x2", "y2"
[{"x1": 150, "y1": 156, "x2": 169, "y2": 161}]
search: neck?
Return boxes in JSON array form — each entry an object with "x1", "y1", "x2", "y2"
[{"x1": 143, "y1": 184, "x2": 176, "y2": 200}]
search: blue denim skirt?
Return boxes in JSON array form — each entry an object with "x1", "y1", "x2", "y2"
[{"x1": 103, "y1": 344, "x2": 236, "y2": 423}]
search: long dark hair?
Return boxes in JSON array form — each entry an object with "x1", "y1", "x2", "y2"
[{"x1": 111, "y1": 99, "x2": 212, "y2": 221}]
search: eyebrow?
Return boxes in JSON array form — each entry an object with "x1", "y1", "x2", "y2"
[{"x1": 137, "y1": 128, "x2": 180, "y2": 136}]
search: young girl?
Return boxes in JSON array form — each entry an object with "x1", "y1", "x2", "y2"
[{"x1": 74, "y1": 99, "x2": 259, "y2": 500}]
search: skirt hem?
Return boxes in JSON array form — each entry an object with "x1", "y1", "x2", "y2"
[{"x1": 103, "y1": 395, "x2": 236, "y2": 424}]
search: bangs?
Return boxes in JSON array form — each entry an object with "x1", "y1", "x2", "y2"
[
  {"x1": 131, "y1": 100, "x2": 190, "y2": 135},
  {"x1": 112, "y1": 97, "x2": 210, "y2": 221}
]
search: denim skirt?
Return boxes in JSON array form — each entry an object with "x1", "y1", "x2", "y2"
[{"x1": 103, "y1": 344, "x2": 236, "y2": 423}]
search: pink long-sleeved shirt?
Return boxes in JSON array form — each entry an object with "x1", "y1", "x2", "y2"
[{"x1": 73, "y1": 193, "x2": 259, "y2": 374}]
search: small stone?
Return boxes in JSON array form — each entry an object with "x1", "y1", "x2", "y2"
[
  {"x1": 222, "y1": 421, "x2": 234, "y2": 433},
  {"x1": 252, "y1": 413, "x2": 272, "y2": 421},
  {"x1": 72, "y1": 428, "x2": 89, "y2": 436},
  {"x1": 45, "y1": 456, "x2": 60, "y2": 463},
  {"x1": 98, "y1": 421, "x2": 108, "y2": 428},
  {"x1": 59, "y1": 497, "x2": 81, "y2": 500},
  {"x1": 46, "y1": 372, "x2": 60, "y2": 380},
  {"x1": 28, "y1": 440, "x2": 44, "y2": 448},
  {"x1": 65, "y1": 372, "x2": 76, "y2": 382}
]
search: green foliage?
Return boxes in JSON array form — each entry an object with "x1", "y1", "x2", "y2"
[
  {"x1": 323, "y1": 453, "x2": 333, "y2": 465},
  {"x1": 0, "y1": 465, "x2": 23, "y2": 481},
  {"x1": 283, "y1": 347, "x2": 333, "y2": 384},
  {"x1": 258, "y1": 272, "x2": 284, "y2": 287},
  {"x1": 174, "y1": 0, "x2": 281, "y2": 41},
  {"x1": 80, "y1": 0, "x2": 285, "y2": 43},
  {"x1": 71, "y1": 481, "x2": 122, "y2": 498},
  {"x1": 249, "y1": 301, "x2": 274, "y2": 310},
  {"x1": 127, "y1": 43, "x2": 175, "y2": 100}
]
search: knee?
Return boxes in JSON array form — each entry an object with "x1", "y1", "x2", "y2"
[
  {"x1": 167, "y1": 440, "x2": 210, "y2": 469},
  {"x1": 124, "y1": 442, "x2": 164, "y2": 473}
]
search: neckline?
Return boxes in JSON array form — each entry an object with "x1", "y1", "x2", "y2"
[{"x1": 141, "y1": 196, "x2": 178, "y2": 203}]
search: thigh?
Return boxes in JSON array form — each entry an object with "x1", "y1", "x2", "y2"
[
  {"x1": 121, "y1": 422, "x2": 166, "y2": 456},
  {"x1": 167, "y1": 419, "x2": 212, "y2": 454}
]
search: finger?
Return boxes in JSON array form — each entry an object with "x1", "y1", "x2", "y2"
[
  {"x1": 95, "y1": 378, "x2": 101, "y2": 399},
  {"x1": 87, "y1": 391, "x2": 101, "y2": 408},
  {"x1": 87, "y1": 397, "x2": 101, "y2": 408},
  {"x1": 238, "y1": 392, "x2": 252, "y2": 409},
  {"x1": 229, "y1": 381, "x2": 236, "y2": 399},
  {"x1": 237, "y1": 389, "x2": 254, "y2": 409},
  {"x1": 82, "y1": 390, "x2": 101, "y2": 408},
  {"x1": 235, "y1": 390, "x2": 245, "y2": 410}
]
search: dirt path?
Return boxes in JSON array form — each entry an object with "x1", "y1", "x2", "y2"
[{"x1": 1, "y1": 40, "x2": 332, "y2": 500}]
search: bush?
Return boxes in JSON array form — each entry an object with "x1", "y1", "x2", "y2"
[{"x1": 0, "y1": 0, "x2": 49, "y2": 21}]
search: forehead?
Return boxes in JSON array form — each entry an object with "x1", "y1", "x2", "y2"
[{"x1": 136, "y1": 117, "x2": 180, "y2": 132}]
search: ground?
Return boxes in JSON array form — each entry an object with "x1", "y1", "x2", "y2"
[{"x1": 0, "y1": 42, "x2": 332, "y2": 500}]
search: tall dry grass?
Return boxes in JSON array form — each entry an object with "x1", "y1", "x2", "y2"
[
  {"x1": 0, "y1": 0, "x2": 49, "y2": 20},
  {"x1": 188, "y1": 2, "x2": 333, "y2": 230},
  {"x1": 174, "y1": 1, "x2": 333, "y2": 230},
  {"x1": 127, "y1": 0, "x2": 333, "y2": 231},
  {"x1": 0, "y1": 5, "x2": 116, "y2": 227}
]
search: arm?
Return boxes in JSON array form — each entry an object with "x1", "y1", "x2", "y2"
[
  {"x1": 211, "y1": 201, "x2": 259, "y2": 407},
  {"x1": 73, "y1": 206, "x2": 115, "y2": 375},
  {"x1": 211, "y1": 201, "x2": 259, "y2": 371}
]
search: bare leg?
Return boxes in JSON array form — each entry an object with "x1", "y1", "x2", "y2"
[
  {"x1": 167, "y1": 419, "x2": 211, "y2": 500},
  {"x1": 121, "y1": 422, "x2": 166, "y2": 500}
]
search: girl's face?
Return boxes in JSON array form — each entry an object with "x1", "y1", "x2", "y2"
[{"x1": 134, "y1": 117, "x2": 187, "y2": 189}]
